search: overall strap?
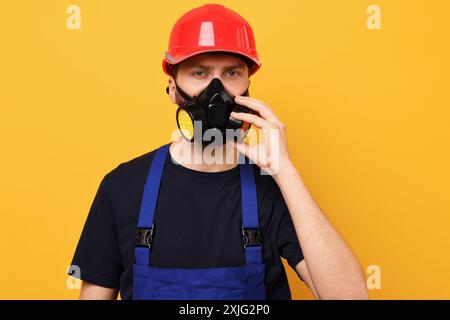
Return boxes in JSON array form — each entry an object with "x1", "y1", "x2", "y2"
[
  {"x1": 135, "y1": 144, "x2": 263, "y2": 267},
  {"x1": 135, "y1": 143, "x2": 171, "y2": 266},
  {"x1": 240, "y1": 162, "x2": 263, "y2": 265}
]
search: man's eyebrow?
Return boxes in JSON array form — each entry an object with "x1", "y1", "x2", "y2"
[
  {"x1": 186, "y1": 62, "x2": 246, "y2": 70},
  {"x1": 187, "y1": 64, "x2": 213, "y2": 70},
  {"x1": 223, "y1": 63, "x2": 246, "y2": 70}
]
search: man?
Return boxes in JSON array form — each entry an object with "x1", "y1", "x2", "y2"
[{"x1": 69, "y1": 4, "x2": 368, "y2": 300}]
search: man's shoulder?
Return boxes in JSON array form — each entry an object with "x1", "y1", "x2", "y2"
[{"x1": 102, "y1": 144, "x2": 164, "y2": 186}]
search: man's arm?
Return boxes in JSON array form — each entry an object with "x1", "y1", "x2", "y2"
[
  {"x1": 70, "y1": 173, "x2": 123, "y2": 300},
  {"x1": 79, "y1": 281, "x2": 119, "y2": 300},
  {"x1": 295, "y1": 260, "x2": 319, "y2": 299},
  {"x1": 230, "y1": 95, "x2": 368, "y2": 300},
  {"x1": 274, "y1": 165, "x2": 368, "y2": 300}
]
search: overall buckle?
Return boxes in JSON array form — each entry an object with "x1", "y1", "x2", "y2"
[
  {"x1": 242, "y1": 226, "x2": 262, "y2": 248},
  {"x1": 136, "y1": 224, "x2": 154, "y2": 248}
]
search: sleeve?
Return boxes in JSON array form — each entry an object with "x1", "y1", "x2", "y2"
[
  {"x1": 274, "y1": 185, "x2": 305, "y2": 278},
  {"x1": 68, "y1": 173, "x2": 123, "y2": 288}
]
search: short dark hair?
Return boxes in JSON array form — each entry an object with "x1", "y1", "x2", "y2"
[{"x1": 170, "y1": 52, "x2": 253, "y2": 80}]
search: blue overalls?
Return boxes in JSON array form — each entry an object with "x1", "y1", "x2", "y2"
[{"x1": 133, "y1": 143, "x2": 266, "y2": 300}]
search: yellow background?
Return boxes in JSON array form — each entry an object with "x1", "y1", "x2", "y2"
[{"x1": 1, "y1": 0, "x2": 449, "y2": 299}]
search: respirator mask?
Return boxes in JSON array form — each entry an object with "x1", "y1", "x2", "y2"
[{"x1": 166, "y1": 78, "x2": 253, "y2": 145}]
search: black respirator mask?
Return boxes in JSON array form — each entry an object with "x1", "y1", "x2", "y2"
[{"x1": 166, "y1": 78, "x2": 253, "y2": 145}]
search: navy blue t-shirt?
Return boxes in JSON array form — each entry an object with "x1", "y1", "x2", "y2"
[{"x1": 69, "y1": 145, "x2": 304, "y2": 299}]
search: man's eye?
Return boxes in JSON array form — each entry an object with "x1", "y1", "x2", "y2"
[
  {"x1": 225, "y1": 70, "x2": 239, "y2": 77},
  {"x1": 193, "y1": 71, "x2": 206, "y2": 77}
]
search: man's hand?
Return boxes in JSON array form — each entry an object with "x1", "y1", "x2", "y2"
[{"x1": 230, "y1": 95, "x2": 292, "y2": 176}]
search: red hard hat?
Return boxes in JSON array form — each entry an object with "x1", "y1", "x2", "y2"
[{"x1": 162, "y1": 4, "x2": 261, "y2": 77}]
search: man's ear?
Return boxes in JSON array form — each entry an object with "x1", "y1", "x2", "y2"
[
  {"x1": 167, "y1": 77, "x2": 177, "y2": 105},
  {"x1": 167, "y1": 77, "x2": 186, "y2": 106}
]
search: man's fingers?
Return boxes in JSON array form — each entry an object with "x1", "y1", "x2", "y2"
[
  {"x1": 230, "y1": 111, "x2": 275, "y2": 129},
  {"x1": 234, "y1": 96, "x2": 284, "y2": 127}
]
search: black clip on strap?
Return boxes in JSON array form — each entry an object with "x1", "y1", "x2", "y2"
[
  {"x1": 136, "y1": 224, "x2": 155, "y2": 248},
  {"x1": 242, "y1": 226, "x2": 262, "y2": 248}
]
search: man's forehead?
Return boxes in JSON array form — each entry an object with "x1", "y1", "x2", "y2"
[{"x1": 182, "y1": 54, "x2": 247, "y2": 69}]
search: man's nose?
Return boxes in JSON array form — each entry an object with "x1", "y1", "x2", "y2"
[{"x1": 209, "y1": 76, "x2": 233, "y2": 92}]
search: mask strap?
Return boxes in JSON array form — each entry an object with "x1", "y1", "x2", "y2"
[{"x1": 165, "y1": 79, "x2": 196, "y2": 103}]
